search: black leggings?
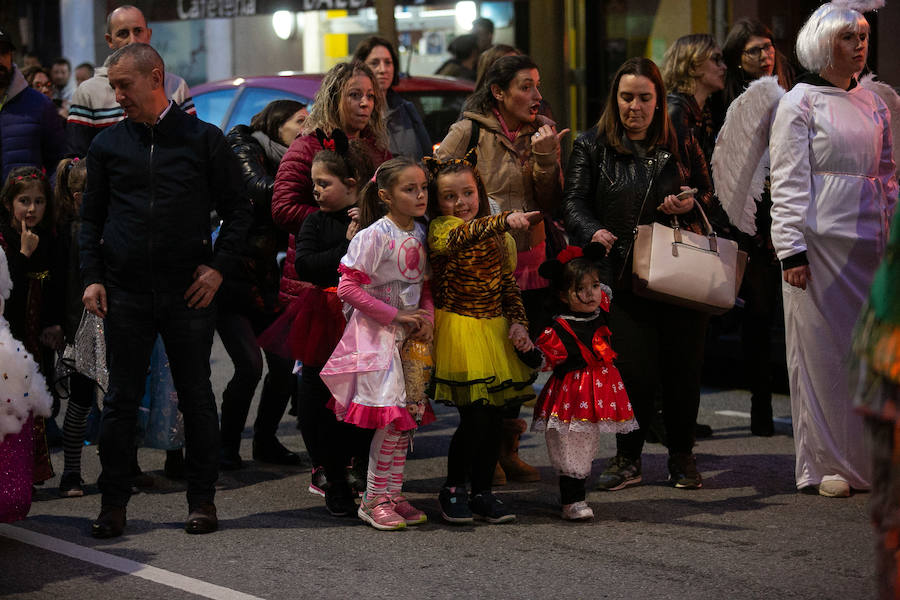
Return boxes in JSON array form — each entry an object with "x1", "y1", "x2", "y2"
[
  {"x1": 297, "y1": 365, "x2": 372, "y2": 482},
  {"x1": 445, "y1": 403, "x2": 504, "y2": 495}
]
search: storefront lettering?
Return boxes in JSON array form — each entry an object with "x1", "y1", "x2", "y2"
[
  {"x1": 177, "y1": 0, "x2": 257, "y2": 20},
  {"x1": 301, "y1": 0, "x2": 369, "y2": 10}
]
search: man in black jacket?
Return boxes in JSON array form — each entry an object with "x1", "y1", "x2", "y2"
[{"x1": 80, "y1": 43, "x2": 251, "y2": 538}]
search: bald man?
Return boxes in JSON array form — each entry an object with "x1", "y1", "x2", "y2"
[{"x1": 66, "y1": 5, "x2": 195, "y2": 157}]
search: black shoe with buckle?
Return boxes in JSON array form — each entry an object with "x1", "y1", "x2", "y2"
[
  {"x1": 185, "y1": 503, "x2": 218, "y2": 534},
  {"x1": 91, "y1": 505, "x2": 126, "y2": 538}
]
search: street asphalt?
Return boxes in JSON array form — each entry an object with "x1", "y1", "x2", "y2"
[{"x1": 0, "y1": 335, "x2": 874, "y2": 599}]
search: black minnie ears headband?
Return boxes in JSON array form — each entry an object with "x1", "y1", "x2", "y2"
[
  {"x1": 422, "y1": 147, "x2": 479, "y2": 180},
  {"x1": 538, "y1": 242, "x2": 607, "y2": 282},
  {"x1": 315, "y1": 128, "x2": 350, "y2": 155}
]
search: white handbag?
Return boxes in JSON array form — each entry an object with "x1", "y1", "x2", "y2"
[{"x1": 631, "y1": 202, "x2": 748, "y2": 314}]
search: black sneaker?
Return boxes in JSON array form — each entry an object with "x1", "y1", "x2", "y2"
[
  {"x1": 595, "y1": 455, "x2": 642, "y2": 491},
  {"x1": 439, "y1": 486, "x2": 474, "y2": 524},
  {"x1": 668, "y1": 453, "x2": 703, "y2": 489},
  {"x1": 324, "y1": 480, "x2": 357, "y2": 517},
  {"x1": 309, "y1": 467, "x2": 327, "y2": 497},
  {"x1": 59, "y1": 472, "x2": 84, "y2": 498},
  {"x1": 469, "y1": 492, "x2": 515, "y2": 524},
  {"x1": 347, "y1": 459, "x2": 367, "y2": 497}
]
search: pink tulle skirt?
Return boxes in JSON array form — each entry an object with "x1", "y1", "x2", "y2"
[{"x1": 257, "y1": 286, "x2": 346, "y2": 367}]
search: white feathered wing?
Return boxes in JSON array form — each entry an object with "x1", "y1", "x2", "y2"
[
  {"x1": 860, "y1": 73, "x2": 900, "y2": 176},
  {"x1": 711, "y1": 76, "x2": 785, "y2": 235}
]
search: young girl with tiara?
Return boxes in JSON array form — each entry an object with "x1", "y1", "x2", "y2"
[
  {"x1": 424, "y1": 154, "x2": 541, "y2": 525},
  {"x1": 261, "y1": 128, "x2": 376, "y2": 516},
  {"x1": 529, "y1": 244, "x2": 637, "y2": 520},
  {"x1": 0, "y1": 166, "x2": 65, "y2": 487},
  {"x1": 320, "y1": 156, "x2": 435, "y2": 531}
]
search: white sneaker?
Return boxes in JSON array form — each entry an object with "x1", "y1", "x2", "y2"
[
  {"x1": 818, "y1": 477, "x2": 850, "y2": 498},
  {"x1": 561, "y1": 501, "x2": 594, "y2": 521}
]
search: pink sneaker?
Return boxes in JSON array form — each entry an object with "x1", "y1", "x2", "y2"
[
  {"x1": 358, "y1": 494, "x2": 407, "y2": 530},
  {"x1": 390, "y1": 495, "x2": 427, "y2": 525}
]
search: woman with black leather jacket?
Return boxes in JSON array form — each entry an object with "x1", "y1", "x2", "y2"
[
  {"x1": 563, "y1": 57, "x2": 713, "y2": 491},
  {"x1": 219, "y1": 99, "x2": 308, "y2": 469}
]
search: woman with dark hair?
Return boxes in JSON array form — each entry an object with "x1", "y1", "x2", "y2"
[
  {"x1": 718, "y1": 19, "x2": 794, "y2": 437},
  {"x1": 722, "y1": 19, "x2": 794, "y2": 110},
  {"x1": 563, "y1": 57, "x2": 713, "y2": 491},
  {"x1": 272, "y1": 61, "x2": 392, "y2": 495},
  {"x1": 435, "y1": 53, "x2": 566, "y2": 484},
  {"x1": 218, "y1": 99, "x2": 309, "y2": 469},
  {"x1": 353, "y1": 36, "x2": 431, "y2": 159},
  {"x1": 435, "y1": 34, "x2": 479, "y2": 81}
]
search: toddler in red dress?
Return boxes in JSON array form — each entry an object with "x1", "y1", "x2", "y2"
[{"x1": 527, "y1": 244, "x2": 637, "y2": 520}]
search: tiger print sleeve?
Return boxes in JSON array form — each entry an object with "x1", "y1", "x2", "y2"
[
  {"x1": 500, "y1": 232, "x2": 528, "y2": 326},
  {"x1": 429, "y1": 213, "x2": 511, "y2": 255}
]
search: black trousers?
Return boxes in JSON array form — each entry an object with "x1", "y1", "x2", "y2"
[
  {"x1": 98, "y1": 287, "x2": 218, "y2": 508},
  {"x1": 739, "y1": 253, "x2": 782, "y2": 401},
  {"x1": 608, "y1": 292, "x2": 708, "y2": 459},
  {"x1": 445, "y1": 403, "x2": 504, "y2": 495},
  {"x1": 216, "y1": 309, "x2": 294, "y2": 452}
]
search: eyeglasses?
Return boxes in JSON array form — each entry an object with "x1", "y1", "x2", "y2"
[{"x1": 742, "y1": 42, "x2": 775, "y2": 59}]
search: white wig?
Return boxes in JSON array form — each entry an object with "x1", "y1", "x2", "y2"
[{"x1": 795, "y1": 1, "x2": 876, "y2": 73}]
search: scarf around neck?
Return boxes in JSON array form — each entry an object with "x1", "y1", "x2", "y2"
[{"x1": 252, "y1": 130, "x2": 289, "y2": 165}]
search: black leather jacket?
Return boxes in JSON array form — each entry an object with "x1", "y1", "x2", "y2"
[
  {"x1": 222, "y1": 124, "x2": 288, "y2": 315},
  {"x1": 562, "y1": 127, "x2": 713, "y2": 289}
]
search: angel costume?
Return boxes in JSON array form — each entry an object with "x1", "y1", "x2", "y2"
[{"x1": 770, "y1": 74, "x2": 897, "y2": 491}]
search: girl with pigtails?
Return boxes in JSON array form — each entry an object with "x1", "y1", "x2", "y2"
[{"x1": 320, "y1": 156, "x2": 435, "y2": 531}]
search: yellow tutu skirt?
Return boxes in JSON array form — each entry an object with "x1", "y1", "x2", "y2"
[{"x1": 432, "y1": 309, "x2": 537, "y2": 408}]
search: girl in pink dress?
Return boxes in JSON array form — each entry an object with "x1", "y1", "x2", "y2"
[
  {"x1": 529, "y1": 244, "x2": 637, "y2": 520},
  {"x1": 321, "y1": 156, "x2": 435, "y2": 530}
]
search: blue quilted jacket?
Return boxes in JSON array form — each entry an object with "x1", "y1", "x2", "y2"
[{"x1": 0, "y1": 66, "x2": 65, "y2": 181}]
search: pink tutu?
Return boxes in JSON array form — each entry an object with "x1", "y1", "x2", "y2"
[
  {"x1": 327, "y1": 397, "x2": 436, "y2": 431},
  {"x1": 257, "y1": 286, "x2": 346, "y2": 366}
]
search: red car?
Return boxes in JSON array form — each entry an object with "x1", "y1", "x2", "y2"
[{"x1": 190, "y1": 72, "x2": 474, "y2": 146}]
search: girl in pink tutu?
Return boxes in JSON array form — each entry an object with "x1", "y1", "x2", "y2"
[
  {"x1": 321, "y1": 156, "x2": 434, "y2": 531},
  {"x1": 261, "y1": 128, "x2": 376, "y2": 516},
  {"x1": 529, "y1": 244, "x2": 637, "y2": 521}
]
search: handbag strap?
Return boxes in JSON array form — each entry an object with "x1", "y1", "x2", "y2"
[{"x1": 672, "y1": 200, "x2": 718, "y2": 252}]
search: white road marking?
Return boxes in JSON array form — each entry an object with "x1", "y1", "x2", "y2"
[
  {"x1": 0, "y1": 524, "x2": 265, "y2": 600},
  {"x1": 715, "y1": 410, "x2": 792, "y2": 424}
]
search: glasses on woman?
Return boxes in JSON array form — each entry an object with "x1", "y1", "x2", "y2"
[{"x1": 742, "y1": 42, "x2": 775, "y2": 59}]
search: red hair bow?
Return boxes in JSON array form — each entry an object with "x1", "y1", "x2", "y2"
[
  {"x1": 556, "y1": 246, "x2": 583, "y2": 265},
  {"x1": 322, "y1": 138, "x2": 335, "y2": 151}
]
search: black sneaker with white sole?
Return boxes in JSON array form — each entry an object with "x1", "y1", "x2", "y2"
[
  {"x1": 439, "y1": 486, "x2": 474, "y2": 524},
  {"x1": 469, "y1": 492, "x2": 515, "y2": 524}
]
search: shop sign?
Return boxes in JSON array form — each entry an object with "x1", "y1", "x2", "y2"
[{"x1": 161, "y1": 0, "x2": 375, "y2": 20}]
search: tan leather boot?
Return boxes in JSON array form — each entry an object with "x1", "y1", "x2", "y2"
[
  {"x1": 498, "y1": 418, "x2": 540, "y2": 482},
  {"x1": 493, "y1": 462, "x2": 507, "y2": 486}
]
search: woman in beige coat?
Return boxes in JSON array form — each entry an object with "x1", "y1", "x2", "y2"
[{"x1": 435, "y1": 54, "x2": 567, "y2": 483}]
